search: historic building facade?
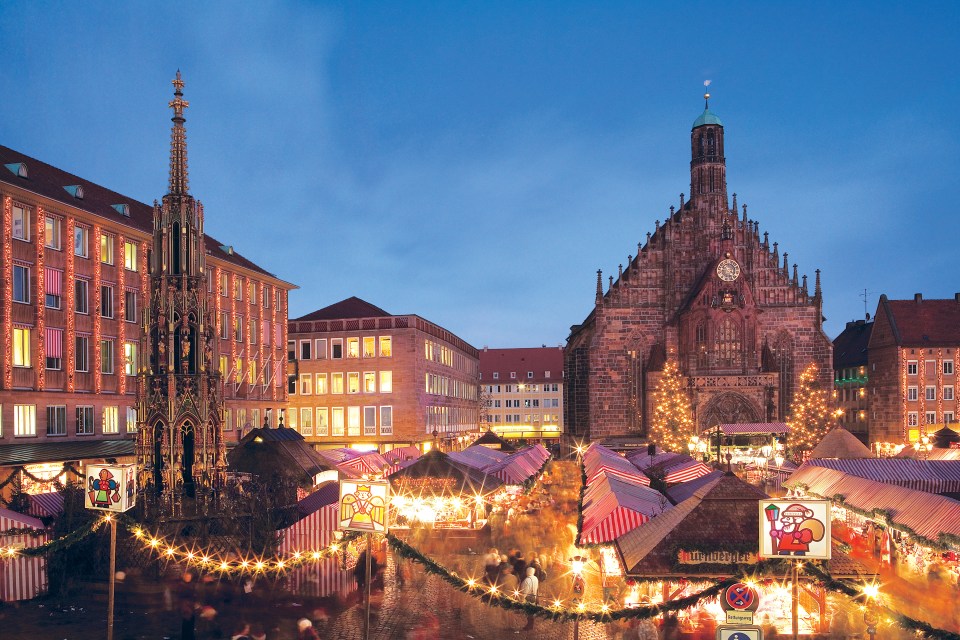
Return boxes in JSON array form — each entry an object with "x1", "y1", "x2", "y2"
[
  {"x1": 832, "y1": 318, "x2": 873, "y2": 444},
  {"x1": 286, "y1": 297, "x2": 480, "y2": 452},
  {"x1": 867, "y1": 294, "x2": 959, "y2": 445},
  {"x1": 564, "y1": 99, "x2": 833, "y2": 442},
  {"x1": 0, "y1": 74, "x2": 294, "y2": 497},
  {"x1": 479, "y1": 346, "x2": 565, "y2": 443}
]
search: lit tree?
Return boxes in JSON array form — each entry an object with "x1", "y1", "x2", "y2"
[
  {"x1": 649, "y1": 359, "x2": 697, "y2": 452},
  {"x1": 787, "y1": 363, "x2": 832, "y2": 457}
]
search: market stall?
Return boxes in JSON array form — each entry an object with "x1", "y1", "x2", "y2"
[
  {"x1": 797, "y1": 458, "x2": 960, "y2": 494},
  {"x1": 583, "y1": 444, "x2": 651, "y2": 486},
  {"x1": 579, "y1": 473, "x2": 671, "y2": 545},
  {"x1": 0, "y1": 507, "x2": 48, "y2": 601},
  {"x1": 626, "y1": 450, "x2": 713, "y2": 485}
]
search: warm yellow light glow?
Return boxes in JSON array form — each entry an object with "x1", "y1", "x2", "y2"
[
  {"x1": 255, "y1": 561, "x2": 265, "y2": 571},
  {"x1": 553, "y1": 599, "x2": 563, "y2": 608},
  {"x1": 150, "y1": 539, "x2": 159, "y2": 547},
  {"x1": 312, "y1": 551, "x2": 321, "y2": 560},
  {"x1": 165, "y1": 548, "x2": 175, "y2": 557},
  {"x1": 466, "y1": 579, "x2": 477, "y2": 588},
  {"x1": 277, "y1": 560, "x2": 285, "y2": 569},
  {"x1": 577, "y1": 602, "x2": 586, "y2": 612},
  {"x1": 863, "y1": 583, "x2": 880, "y2": 599},
  {"x1": 220, "y1": 562, "x2": 230, "y2": 571}
]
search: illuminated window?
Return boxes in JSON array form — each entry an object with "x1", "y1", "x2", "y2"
[
  {"x1": 379, "y1": 336, "x2": 392, "y2": 357},
  {"x1": 45, "y1": 215, "x2": 62, "y2": 249},
  {"x1": 907, "y1": 412, "x2": 918, "y2": 427},
  {"x1": 47, "y1": 406, "x2": 67, "y2": 436},
  {"x1": 103, "y1": 406, "x2": 119, "y2": 434},
  {"x1": 316, "y1": 373, "x2": 328, "y2": 394},
  {"x1": 219, "y1": 355, "x2": 227, "y2": 376},
  {"x1": 13, "y1": 265, "x2": 29, "y2": 303},
  {"x1": 249, "y1": 320, "x2": 257, "y2": 345},
  {"x1": 123, "y1": 241, "x2": 137, "y2": 271},
  {"x1": 379, "y1": 371, "x2": 393, "y2": 393},
  {"x1": 362, "y1": 337, "x2": 375, "y2": 358},
  {"x1": 223, "y1": 409, "x2": 232, "y2": 431},
  {"x1": 234, "y1": 315, "x2": 243, "y2": 342},
  {"x1": 347, "y1": 406, "x2": 360, "y2": 436},
  {"x1": 75, "y1": 225, "x2": 89, "y2": 257},
  {"x1": 12, "y1": 205, "x2": 30, "y2": 241},
  {"x1": 13, "y1": 327, "x2": 30, "y2": 367},
  {"x1": 101, "y1": 234, "x2": 115, "y2": 264},
  {"x1": 126, "y1": 407, "x2": 138, "y2": 433},
  {"x1": 300, "y1": 408, "x2": 313, "y2": 436},
  {"x1": 317, "y1": 408, "x2": 329, "y2": 436},
  {"x1": 76, "y1": 406, "x2": 95, "y2": 435},
  {"x1": 347, "y1": 337, "x2": 360, "y2": 358},
  {"x1": 262, "y1": 285, "x2": 270, "y2": 307},
  {"x1": 248, "y1": 360, "x2": 256, "y2": 385},
  {"x1": 363, "y1": 372, "x2": 376, "y2": 393},
  {"x1": 364, "y1": 406, "x2": 376, "y2": 436},
  {"x1": 332, "y1": 407, "x2": 345, "y2": 436},
  {"x1": 332, "y1": 373, "x2": 344, "y2": 394},
  {"x1": 220, "y1": 272, "x2": 228, "y2": 295},
  {"x1": 300, "y1": 374, "x2": 312, "y2": 395},
  {"x1": 76, "y1": 336, "x2": 89, "y2": 372},
  {"x1": 14, "y1": 405, "x2": 36, "y2": 437},
  {"x1": 100, "y1": 285, "x2": 114, "y2": 318},
  {"x1": 234, "y1": 278, "x2": 242, "y2": 300},
  {"x1": 101, "y1": 339, "x2": 114, "y2": 374},
  {"x1": 347, "y1": 372, "x2": 360, "y2": 394}
]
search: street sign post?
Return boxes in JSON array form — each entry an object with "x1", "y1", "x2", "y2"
[{"x1": 716, "y1": 625, "x2": 763, "y2": 640}]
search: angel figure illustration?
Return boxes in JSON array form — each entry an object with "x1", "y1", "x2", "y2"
[{"x1": 340, "y1": 484, "x2": 386, "y2": 531}]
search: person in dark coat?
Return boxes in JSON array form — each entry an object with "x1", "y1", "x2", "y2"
[
  {"x1": 177, "y1": 571, "x2": 198, "y2": 640},
  {"x1": 512, "y1": 552, "x2": 527, "y2": 581}
]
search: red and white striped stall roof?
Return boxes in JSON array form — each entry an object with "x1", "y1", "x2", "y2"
[
  {"x1": 785, "y1": 465, "x2": 960, "y2": 545},
  {"x1": 706, "y1": 423, "x2": 790, "y2": 435},
  {"x1": 662, "y1": 460, "x2": 714, "y2": 484},
  {"x1": 584, "y1": 444, "x2": 651, "y2": 485},
  {"x1": 0, "y1": 508, "x2": 48, "y2": 601},
  {"x1": 579, "y1": 474, "x2": 671, "y2": 545},
  {"x1": 802, "y1": 458, "x2": 960, "y2": 494},
  {"x1": 28, "y1": 492, "x2": 64, "y2": 519},
  {"x1": 484, "y1": 445, "x2": 550, "y2": 485},
  {"x1": 383, "y1": 446, "x2": 422, "y2": 464}
]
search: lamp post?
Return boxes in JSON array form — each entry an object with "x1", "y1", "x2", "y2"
[
  {"x1": 861, "y1": 583, "x2": 881, "y2": 640},
  {"x1": 687, "y1": 435, "x2": 708, "y2": 462},
  {"x1": 914, "y1": 431, "x2": 933, "y2": 460},
  {"x1": 569, "y1": 555, "x2": 587, "y2": 640}
]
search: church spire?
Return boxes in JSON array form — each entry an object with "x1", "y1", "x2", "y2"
[
  {"x1": 168, "y1": 70, "x2": 190, "y2": 196},
  {"x1": 690, "y1": 83, "x2": 727, "y2": 213}
]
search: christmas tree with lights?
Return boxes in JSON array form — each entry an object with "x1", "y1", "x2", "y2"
[
  {"x1": 787, "y1": 362, "x2": 832, "y2": 457},
  {"x1": 649, "y1": 359, "x2": 697, "y2": 452}
]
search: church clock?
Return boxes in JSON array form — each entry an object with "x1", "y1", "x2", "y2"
[{"x1": 717, "y1": 258, "x2": 741, "y2": 282}]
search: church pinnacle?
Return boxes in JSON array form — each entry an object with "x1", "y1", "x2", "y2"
[{"x1": 168, "y1": 70, "x2": 190, "y2": 196}]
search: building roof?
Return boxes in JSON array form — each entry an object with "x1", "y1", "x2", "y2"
[
  {"x1": 472, "y1": 429, "x2": 516, "y2": 452},
  {"x1": 833, "y1": 319, "x2": 873, "y2": 369},
  {"x1": 479, "y1": 347, "x2": 565, "y2": 384},
  {"x1": 0, "y1": 438, "x2": 135, "y2": 466},
  {"x1": 0, "y1": 144, "x2": 289, "y2": 284},
  {"x1": 293, "y1": 296, "x2": 392, "y2": 322},
  {"x1": 226, "y1": 426, "x2": 336, "y2": 485},
  {"x1": 708, "y1": 423, "x2": 789, "y2": 436},
  {"x1": 296, "y1": 481, "x2": 341, "y2": 517},
  {"x1": 877, "y1": 294, "x2": 960, "y2": 346},
  {"x1": 808, "y1": 427, "x2": 874, "y2": 459},
  {"x1": 692, "y1": 108, "x2": 723, "y2": 128},
  {"x1": 797, "y1": 458, "x2": 960, "y2": 495},
  {"x1": 388, "y1": 449, "x2": 503, "y2": 495}
]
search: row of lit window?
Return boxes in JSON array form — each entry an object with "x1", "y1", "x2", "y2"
[
  {"x1": 290, "y1": 336, "x2": 393, "y2": 361},
  {"x1": 0, "y1": 404, "x2": 137, "y2": 438},
  {"x1": 12, "y1": 327, "x2": 136, "y2": 375},
  {"x1": 906, "y1": 386, "x2": 956, "y2": 402},
  {"x1": 292, "y1": 371, "x2": 393, "y2": 395},
  {"x1": 424, "y1": 340, "x2": 453, "y2": 367},
  {"x1": 286, "y1": 405, "x2": 393, "y2": 437},
  {"x1": 484, "y1": 371, "x2": 558, "y2": 381},
  {"x1": 217, "y1": 357, "x2": 282, "y2": 388},
  {"x1": 425, "y1": 405, "x2": 476, "y2": 430},
  {"x1": 907, "y1": 411, "x2": 956, "y2": 427},
  {"x1": 906, "y1": 360, "x2": 955, "y2": 376},
  {"x1": 490, "y1": 398, "x2": 560, "y2": 408},
  {"x1": 488, "y1": 414, "x2": 560, "y2": 424},
  {"x1": 13, "y1": 265, "x2": 138, "y2": 320},
  {"x1": 485, "y1": 383, "x2": 560, "y2": 393},
  {"x1": 425, "y1": 374, "x2": 477, "y2": 401},
  {"x1": 12, "y1": 205, "x2": 139, "y2": 270}
]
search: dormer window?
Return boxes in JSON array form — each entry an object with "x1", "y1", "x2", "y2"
[
  {"x1": 5, "y1": 162, "x2": 27, "y2": 178},
  {"x1": 64, "y1": 185, "x2": 84, "y2": 199},
  {"x1": 112, "y1": 204, "x2": 130, "y2": 217}
]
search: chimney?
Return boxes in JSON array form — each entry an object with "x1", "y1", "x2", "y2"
[
  {"x1": 955, "y1": 293, "x2": 960, "y2": 302},
  {"x1": 914, "y1": 293, "x2": 923, "y2": 303}
]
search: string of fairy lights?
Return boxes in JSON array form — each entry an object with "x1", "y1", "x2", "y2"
[{"x1": 5, "y1": 513, "x2": 959, "y2": 638}]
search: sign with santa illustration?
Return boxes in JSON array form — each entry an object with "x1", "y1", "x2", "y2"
[
  {"x1": 758, "y1": 499, "x2": 831, "y2": 560},
  {"x1": 84, "y1": 464, "x2": 137, "y2": 513},
  {"x1": 339, "y1": 480, "x2": 389, "y2": 534}
]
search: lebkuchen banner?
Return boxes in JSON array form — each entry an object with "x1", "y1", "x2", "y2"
[
  {"x1": 339, "y1": 480, "x2": 389, "y2": 534},
  {"x1": 84, "y1": 464, "x2": 137, "y2": 513},
  {"x1": 758, "y1": 499, "x2": 831, "y2": 560}
]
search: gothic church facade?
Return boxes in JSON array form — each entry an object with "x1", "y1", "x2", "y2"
[{"x1": 564, "y1": 99, "x2": 832, "y2": 441}]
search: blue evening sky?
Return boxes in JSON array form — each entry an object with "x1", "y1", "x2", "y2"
[{"x1": 2, "y1": 2, "x2": 958, "y2": 348}]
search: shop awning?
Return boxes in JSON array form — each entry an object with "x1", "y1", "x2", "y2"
[
  {"x1": 785, "y1": 465, "x2": 960, "y2": 547},
  {"x1": 580, "y1": 473, "x2": 671, "y2": 546},
  {"x1": 584, "y1": 444, "x2": 651, "y2": 485},
  {"x1": 0, "y1": 439, "x2": 135, "y2": 467},
  {"x1": 28, "y1": 492, "x2": 64, "y2": 518},
  {"x1": 383, "y1": 446, "x2": 422, "y2": 464},
  {"x1": 483, "y1": 444, "x2": 550, "y2": 485},
  {"x1": 626, "y1": 450, "x2": 713, "y2": 484}
]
